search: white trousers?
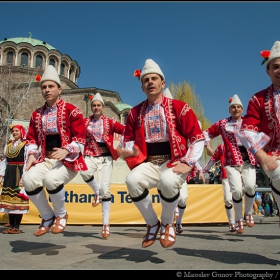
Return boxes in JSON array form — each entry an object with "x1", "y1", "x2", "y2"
[
  {"x1": 264, "y1": 160, "x2": 280, "y2": 189},
  {"x1": 225, "y1": 162, "x2": 256, "y2": 200},
  {"x1": 126, "y1": 161, "x2": 186, "y2": 199},
  {"x1": 222, "y1": 178, "x2": 233, "y2": 207},
  {"x1": 262, "y1": 159, "x2": 280, "y2": 209},
  {"x1": 178, "y1": 182, "x2": 188, "y2": 208},
  {"x1": 23, "y1": 158, "x2": 77, "y2": 192},
  {"x1": 80, "y1": 155, "x2": 113, "y2": 200}
]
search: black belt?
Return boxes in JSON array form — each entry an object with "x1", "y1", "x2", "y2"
[
  {"x1": 239, "y1": 146, "x2": 249, "y2": 161},
  {"x1": 98, "y1": 143, "x2": 111, "y2": 156},
  {"x1": 99, "y1": 146, "x2": 110, "y2": 154},
  {"x1": 146, "y1": 142, "x2": 171, "y2": 155}
]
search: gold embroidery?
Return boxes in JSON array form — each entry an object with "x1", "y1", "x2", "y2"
[{"x1": 6, "y1": 141, "x2": 26, "y2": 158}]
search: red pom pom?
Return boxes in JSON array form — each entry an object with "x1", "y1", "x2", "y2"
[
  {"x1": 35, "y1": 74, "x2": 41, "y2": 82},
  {"x1": 133, "y1": 69, "x2": 141, "y2": 79}
]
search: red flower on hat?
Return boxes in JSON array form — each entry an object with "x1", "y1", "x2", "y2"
[
  {"x1": 88, "y1": 95, "x2": 93, "y2": 100},
  {"x1": 35, "y1": 74, "x2": 42, "y2": 82},
  {"x1": 133, "y1": 69, "x2": 141, "y2": 80},
  {"x1": 229, "y1": 98, "x2": 233, "y2": 103},
  {"x1": 260, "y1": 50, "x2": 270, "y2": 65}
]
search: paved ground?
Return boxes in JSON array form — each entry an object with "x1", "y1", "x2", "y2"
[{"x1": 0, "y1": 216, "x2": 280, "y2": 271}]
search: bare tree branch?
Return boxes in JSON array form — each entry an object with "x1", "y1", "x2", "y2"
[{"x1": 0, "y1": 65, "x2": 41, "y2": 141}]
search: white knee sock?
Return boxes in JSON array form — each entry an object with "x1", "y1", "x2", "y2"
[
  {"x1": 28, "y1": 189, "x2": 54, "y2": 220},
  {"x1": 233, "y1": 200, "x2": 243, "y2": 221},
  {"x1": 245, "y1": 195, "x2": 254, "y2": 215},
  {"x1": 88, "y1": 179, "x2": 100, "y2": 195},
  {"x1": 102, "y1": 201, "x2": 111, "y2": 225},
  {"x1": 134, "y1": 194, "x2": 158, "y2": 226},
  {"x1": 48, "y1": 188, "x2": 66, "y2": 218},
  {"x1": 161, "y1": 197, "x2": 179, "y2": 225},
  {"x1": 176, "y1": 208, "x2": 185, "y2": 224},
  {"x1": 225, "y1": 206, "x2": 235, "y2": 224}
]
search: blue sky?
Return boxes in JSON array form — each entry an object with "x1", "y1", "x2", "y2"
[{"x1": 1, "y1": 1, "x2": 279, "y2": 123}]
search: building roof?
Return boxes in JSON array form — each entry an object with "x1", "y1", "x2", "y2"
[
  {"x1": 0, "y1": 32, "x2": 55, "y2": 50},
  {"x1": 0, "y1": 34, "x2": 133, "y2": 112},
  {"x1": 114, "y1": 102, "x2": 132, "y2": 111}
]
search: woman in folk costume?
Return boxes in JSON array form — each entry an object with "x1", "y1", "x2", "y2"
[
  {"x1": 203, "y1": 95, "x2": 256, "y2": 234},
  {"x1": 80, "y1": 92, "x2": 125, "y2": 238},
  {"x1": 120, "y1": 60, "x2": 205, "y2": 248},
  {"x1": 202, "y1": 143, "x2": 236, "y2": 232},
  {"x1": 0, "y1": 124, "x2": 29, "y2": 234},
  {"x1": 22, "y1": 65, "x2": 87, "y2": 237},
  {"x1": 237, "y1": 41, "x2": 280, "y2": 225}
]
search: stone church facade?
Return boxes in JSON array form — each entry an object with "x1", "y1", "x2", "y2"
[{"x1": 0, "y1": 34, "x2": 132, "y2": 157}]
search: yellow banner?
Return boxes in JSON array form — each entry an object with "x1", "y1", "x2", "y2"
[{"x1": 0, "y1": 184, "x2": 228, "y2": 225}]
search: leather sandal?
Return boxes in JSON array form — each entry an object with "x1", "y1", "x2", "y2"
[
  {"x1": 246, "y1": 214, "x2": 254, "y2": 227},
  {"x1": 160, "y1": 223, "x2": 176, "y2": 248},
  {"x1": 101, "y1": 224, "x2": 110, "y2": 238},
  {"x1": 9, "y1": 228, "x2": 21, "y2": 234},
  {"x1": 4, "y1": 223, "x2": 10, "y2": 227},
  {"x1": 142, "y1": 220, "x2": 160, "y2": 248},
  {"x1": 3, "y1": 228, "x2": 13, "y2": 234},
  {"x1": 235, "y1": 219, "x2": 244, "y2": 234},
  {"x1": 92, "y1": 194, "x2": 100, "y2": 207},
  {"x1": 175, "y1": 223, "x2": 183, "y2": 234},
  {"x1": 34, "y1": 216, "x2": 55, "y2": 237},
  {"x1": 51, "y1": 213, "x2": 68, "y2": 234},
  {"x1": 229, "y1": 223, "x2": 236, "y2": 233}
]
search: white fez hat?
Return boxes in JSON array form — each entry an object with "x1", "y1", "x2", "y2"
[
  {"x1": 163, "y1": 88, "x2": 173, "y2": 99},
  {"x1": 92, "y1": 92, "x2": 105, "y2": 106},
  {"x1": 266, "y1": 41, "x2": 280, "y2": 69},
  {"x1": 40, "y1": 65, "x2": 61, "y2": 87},
  {"x1": 229, "y1": 94, "x2": 243, "y2": 108},
  {"x1": 140, "y1": 59, "x2": 165, "y2": 82}
]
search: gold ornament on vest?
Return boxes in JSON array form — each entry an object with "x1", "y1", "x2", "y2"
[{"x1": 6, "y1": 141, "x2": 26, "y2": 158}]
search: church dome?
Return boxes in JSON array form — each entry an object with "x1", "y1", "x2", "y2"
[
  {"x1": 0, "y1": 32, "x2": 55, "y2": 50},
  {"x1": 115, "y1": 102, "x2": 132, "y2": 111}
]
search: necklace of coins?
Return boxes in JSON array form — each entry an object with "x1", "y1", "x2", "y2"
[{"x1": 6, "y1": 141, "x2": 26, "y2": 158}]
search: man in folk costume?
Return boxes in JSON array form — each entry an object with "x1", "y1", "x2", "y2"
[
  {"x1": 162, "y1": 88, "x2": 189, "y2": 234},
  {"x1": 203, "y1": 95, "x2": 256, "y2": 234},
  {"x1": 120, "y1": 59, "x2": 205, "y2": 248},
  {"x1": 237, "y1": 41, "x2": 280, "y2": 225},
  {"x1": 80, "y1": 92, "x2": 125, "y2": 238},
  {"x1": 186, "y1": 120, "x2": 205, "y2": 185},
  {"x1": 201, "y1": 143, "x2": 236, "y2": 232},
  {"x1": 22, "y1": 65, "x2": 87, "y2": 237},
  {"x1": 163, "y1": 88, "x2": 205, "y2": 233},
  {"x1": 173, "y1": 159, "x2": 204, "y2": 234}
]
